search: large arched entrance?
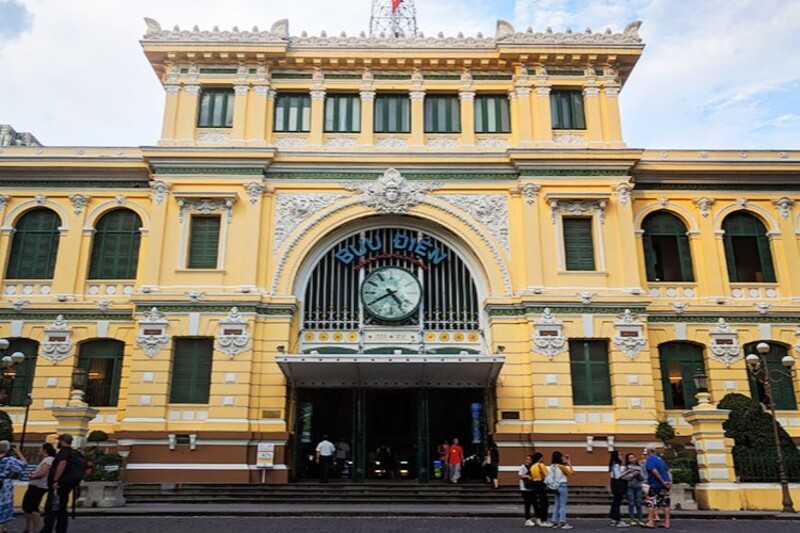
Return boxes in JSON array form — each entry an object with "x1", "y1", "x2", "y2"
[{"x1": 277, "y1": 216, "x2": 503, "y2": 482}]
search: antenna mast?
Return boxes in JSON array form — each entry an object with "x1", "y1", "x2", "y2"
[{"x1": 370, "y1": 0, "x2": 418, "y2": 38}]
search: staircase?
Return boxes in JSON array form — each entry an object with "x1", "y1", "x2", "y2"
[{"x1": 124, "y1": 482, "x2": 612, "y2": 506}]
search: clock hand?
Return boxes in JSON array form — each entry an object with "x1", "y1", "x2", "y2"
[
  {"x1": 367, "y1": 289, "x2": 396, "y2": 306},
  {"x1": 388, "y1": 291, "x2": 403, "y2": 306}
]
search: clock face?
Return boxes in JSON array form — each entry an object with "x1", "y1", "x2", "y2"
[{"x1": 360, "y1": 266, "x2": 422, "y2": 322}]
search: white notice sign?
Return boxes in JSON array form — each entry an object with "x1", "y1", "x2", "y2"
[{"x1": 256, "y1": 443, "x2": 274, "y2": 469}]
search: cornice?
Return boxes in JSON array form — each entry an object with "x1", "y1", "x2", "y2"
[
  {"x1": 648, "y1": 314, "x2": 800, "y2": 324},
  {"x1": 0, "y1": 311, "x2": 132, "y2": 321},
  {"x1": 487, "y1": 305, "x2": 647, "y2": 317}
]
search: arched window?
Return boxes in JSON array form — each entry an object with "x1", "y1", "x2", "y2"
[
  {"x1": 88, "y1": 209, "x2": 142, "y2": 280},
  {"x1": 0, "y1": 338, "x2": 39, "y2": 407},
  {"x1": 659, "y1": 342, "x2": 705, "y2": 409},
  {"x1": 722, "y1": 212, "x2": 776, "y2": 282},
  {"x1": 745, "y1": 342, "x2": 797, "y2": 410},
  {"x1": 77, "y1": 339, "x2": 124, "y2": 407},
  {"x1": 5, "y1": 208, "x2": 61, "y2": 279},
  {"x1": 642, "y1": 211, "x2": 694, "y2": 282}
]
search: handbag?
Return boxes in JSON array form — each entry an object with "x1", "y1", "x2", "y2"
[{"x1": 544, "y1": 464, "x2": 561, "y2": 491}]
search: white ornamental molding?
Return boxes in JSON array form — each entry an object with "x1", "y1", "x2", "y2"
[
  {"x1": 35, "y1": 194, "x2": 47, "y2": 205},
  {"x1": 425, "y1": 137, "x2": 459, "y2": 149},
  {"x1": 273, "y1": 193, "x2": 346, "y2": 253},
  {"x1": 9, "y1": 298, "x2": 28, "y2": 312},
  {"x1": 0, "y1": 195, "x2": 9, "y2": 211},
  {"x1": 671, "y1": 302, "x2": 689, "y2": 314},
  {"x1": 150, "y1": 181, "x2": 171, "y2": 205},
  {"x1": 215, "y1": 307, "x2": 251, "y2": 358},
  {"x1": 94, "y1": 300, "x2": 113, "y2": 312},
  {"x1": 531, "y1": 308, "x2": 568, "y2": 358},
  {"x1": 795, "y1": 326, "x2": 800, "y2": 357},
  {"x1": 186, "y1": 291, "x2": 205, "y2": 303},
  {"x1": 69, "y1": 194, "x2": 89, "y2": 215},
  {"x1": 436, "y1": 194, "x2": 509, "y2": 252},
  {"x1": 40, "y1": 315, "x2": 74, "y2": 363},
  {"x1": 475, "y1": 137, "x2": 509, "y2": 149},
  {"x1": 577, "y1": 292, "x2": 597, "y2": 305},
  {"x1": 374, "y1": 136, "x2": 409, "y2": 149},
  {"x1": 709, "y1": 318, "x2": 742, "y2": 366},
  {"x1": 552, "y1": 132, "x2": 587, "y2": 145},
  {"x1": 754, "y1": 302, "x2": 771, "y2": 315},
  {"x1": 324, "y1": 137, "x2": 359, "y2": 149},
  {"x1": 343, "y1": 168, "x2": 440, "y2": 215},
  {"x1": 177, "y1": 197, "x2": 237, "y2": 223},
  {"x1": 550, "y1": 199, "x2": 607, "y2": 224},
  {"x1": 197, "y1": 131, "x2": 231, "y2": 143},
  {"x1": 521, "y1": 183, "x2": 540, "y2": 205},
  {"x1": 612, "y1": 309, "x2": 647, "y2": 359},
  {"x1": 135, "y1": 307, "x2": 170, "y2": 358},
  {"x1": 244, "y1": 181, "x2": 266, "y2": 205},
  {"x1": 274, "y1": 136, "x2": 309, "y2": 149},
  {"x1": 613, "y1": 183, "x2": 633, "y2": 206},
  {"x1": 693, "y1": 197, "x2": 715, "y2": 218},
  {"x1": 773, "y1": 197, "x2": 795, "y2": 220}
]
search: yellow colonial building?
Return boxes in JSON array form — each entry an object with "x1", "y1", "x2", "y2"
[{"x1": 0, "y1": 15, "x2": 798, "y2": 504}]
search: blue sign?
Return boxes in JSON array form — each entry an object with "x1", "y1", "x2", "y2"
[{"x1": 335, "y1": 232, "x2": 448, "y2": 267}]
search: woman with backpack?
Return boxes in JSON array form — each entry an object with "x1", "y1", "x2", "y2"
[
  {"x1": 22, "y1": 442, "x2": 56, "y2": 533},
  {"x1": 529, "y1": 452, "x2": 552, "y2": 527},
  {"x1": 608, "y1": 450, "x2": 629, "y2": 528},
  {"x1": 0, "y1": 440, "x2": 27, "y2": 533},
  {"x1": 621, "y1": 452, "x2": 645, "y2": 526},
  {"x1": 548, "y1": 451, "x2": 574, "y2": 530}
]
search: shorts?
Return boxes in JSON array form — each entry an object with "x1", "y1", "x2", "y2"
[
  {"x1": 22, "y1": 485, "x2": 48, "y2": 513},
  {"x1": 645, "y1": 487, "x2": 671, "y2": 509}
]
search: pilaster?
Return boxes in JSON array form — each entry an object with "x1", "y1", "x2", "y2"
[
  {"x1": 683, "y1": 407, "x2": 738, "y2": 510},
  {"x1": 141, "y1": 182, "x2": 170, "y2": 288},
  {"x1": 159, "y1": 84, "x2": 181, "y2": 145},
  {"x1": 600, "y1": 86, "x2": 624, "y2": 146},
  {"x1": 230, "y1": 84, "x2": 250, "y2": 145},
  {"x1": 532, "y1": 86, "x2": 553, "y2": 144},
  {"x1": 409, "y1": 90, "x2": 426, "y2": 147},
  {"x1": 459, "y1": 90, "x2": 476, "y2": 146},
  {"x1": 359, "y1": 89, "x2": 376, "y2": 146},
  {"x1": 309, "y1": 89, "x2": 326, "y2": 146},
  {"x1": 583, "y1": 85, "x2": 603, "y2": 145},
  {"x1": 246, "y1": 85, "x2": 269, "y2": 146},
  {"x1": 175, "y1": 85, "x2": 200, "y2": 146},
  {"x1": 265, "y1": 90, "x2": 277, "y2": 145}
]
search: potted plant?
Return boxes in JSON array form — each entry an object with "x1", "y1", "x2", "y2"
[
  {"x1": 654, "y1": 414, "x2": 697, "y2": 510},
  {"x1": 78, "y1": 430, "x2": 126, "y2": 508}
]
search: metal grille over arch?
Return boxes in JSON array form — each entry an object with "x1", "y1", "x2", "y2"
[{"x1": 301, "y1": 226, "x2": 482, "y2": 354}]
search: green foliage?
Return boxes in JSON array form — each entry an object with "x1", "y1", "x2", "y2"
[
  {"x1": 653, "y1": 413, "x2": 698, "y2": 486},
  {"x1": 717, "y1": 393, "x2": 799, "y2": 460},
  {"x1": 654, "y1": 414, "x2": 676, "y2": 448},
  {"x1": 0, "y1": 411, "x2": 13, "y2": 442},
  {"x1": 87, "y1": 430, "x2": 108, "y2": 443}
]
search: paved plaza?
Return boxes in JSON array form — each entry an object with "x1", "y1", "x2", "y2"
[{"x1": 5, "y1": 517, "x2": 799, "y2": 532}]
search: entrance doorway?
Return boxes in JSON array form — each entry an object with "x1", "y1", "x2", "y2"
[{"x1": 292, "y1": 387, "x2": 488, "y2": 482}]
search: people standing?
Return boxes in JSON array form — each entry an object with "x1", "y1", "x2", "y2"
[
  {"x1": 0, "y1": 440, "x2": 26, "y2": 533},
  {"x1": 22, "y1": 442, "x2": 56, "y2": 533},
  {"x1": 644, "y1": 447, "x2": 672, "y2": 529},
  {"x1": 549, "y1": 451, "x2": 574, "y2": 530},
  {"x1": 622, "y1": 452, "x2": 644, "y2": 526},
  {"x1": 608, "y1": 450, "x2": 629, "y2": 528},
  {"x1": 437, "y1": 439, "x2": 450, "y2": 481},
  {"x1": 484, "y1": 435, "x2": 500, "y2": 489},
  {"x1": 447, "y1": 437, "x2": 464, "y2": 484},
  {"x1": 335, "y1": 437, "x2": 350, "y2": 478},
  {"x1": 529, "y1": 452, "x2": 552, "y2": 527},
  {"x1": 518, "y1": 454, "x2": 535, "y2": 527},
  {"x1": 42, "y1": 433, "x2": 80, "y2": 533},
  {"x1": 315, "y1": 435, "x2": 336, "y2": 484}
]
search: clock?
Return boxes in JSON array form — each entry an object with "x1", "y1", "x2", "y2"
[{"x1": 360, "y1": 266, "x2": 422, "y2": 321}]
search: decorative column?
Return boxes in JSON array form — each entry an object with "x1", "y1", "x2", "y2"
[
  {"x1": 612, "y1": 182, "x2": 641, "y2": 288},
  {"x1": 512, "y1": 66, "x2": 533, "y2": 146},
  {"x1": 308, "y1": 68, "x2": 326, "y2": 146},
  {"x1": 265, "y1": 90, "x2": 277, "y2": 145},
  {"x1": 246, "y1": 64, "x2": 269, "y2": 146},
  {"x1": 531, "y1": 66, "x2": 553, "y2": 144},
  {"x1": 684, "y1": 405, "x2": 739, "y2": 510},
  {"x1": 230, "y1": 84, "x2": 250, "y2": 145},
  {"x1": 583, "y1": 83, "x2": 603, "y2": 146},
  {"x1": 175, "y1": 84, "x2": 201, "y2": 146},
  {"x1": 160, "y1": 84, "x2": 181, "y2": 145},
  {"x1": 409, "y1": 69, "x2": 426, "y2": 147},
  {"x1": 359, "y1": 77, "x2": 376, "y2": 147},
  {"x1": 140, "y1": 181, "x2": 170, "y2": 289},
  {"x1": 600, "y1": 85, "x2": 624, "y2": 146},
  {"x1": 459, "y1": 69, "x2": 476, "y2": 146}
]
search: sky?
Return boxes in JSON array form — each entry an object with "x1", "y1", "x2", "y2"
[{"x1": 0, "y1": 0, "x2": 798, "y2": 149}]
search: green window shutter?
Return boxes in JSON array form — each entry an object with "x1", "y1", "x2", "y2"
[
  {"x1": 551, "y1": 90, "x2": 586, "y2": 130},
  {"x1": 658, "y1": 342, "x2": 704, "y2": 409},
  {"x1": 6, "y1": 208, "x2": 61, "y2": 280},
  {"x1": 324, "y1": 94, "x2": 361, "y2": 133},
  {"x1": 722, "y1": 213, "x2": 776, "y2": 283},
  {"x1": 563, "y1": 217, "x2": 595, "y2": 271},
  {"x1": 88, "y1": 209, "x2": 142, "y2": 280},
  {"x1": 424, "y1": 95, "x2": 460, "y2": 133},
  {"x1": 170, "y1": 338, "x2": 214, "y2": 404},
  {"x1": 569, "y1": 340, "x2": 611, "y2": 405},
  {"x1": 5, "y1": 338, "x2": 38, "y2": 406},
  {"x1": 274, "y1": 94, "x2": 311, "y2": 132},
  {"x1": 375, "y1": 95, "x2": 410, "y2": 133},
  {"x1": 745, "y1": 343, "x2": 797, "y2": 410},
  {"x1": 642, "y1": 211, "x2": 695, "y2": 282},
  {"x1": 677, "y1": 233, "x2": 695, "y2": 282},
  {"x1": 722, "y1": 231, "x2": 739, "y2": 282},
  {"x1": 77, "y1": 339, "x2": 124, "y2": 407},
  {"x1": 197, "y1": 89, "x2": 234, "y2": 128},
  {"x1": 475, "y1": 95, "x2": 510, "y2": 133},
  {"x1": 642, "y1": 231, "x2": 659, "y2": 281},
  {"x1": 756, "y1": 233, "x2": 776, "y2": 282},
  {"x1": 187, "y1": 216, "x2": 221, "y2": 269}
]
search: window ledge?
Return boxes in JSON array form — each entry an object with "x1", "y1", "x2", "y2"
[
  {"x1": 557, "y1": 271, "x2": 609, "y2": 276},
  {"x1": 175, "y1": 268, "x2": 226, "y2": 273}
]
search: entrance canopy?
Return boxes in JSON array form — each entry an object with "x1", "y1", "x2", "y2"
[{"x1": 277, "y1": 353, "x2": 504, "y2": 388}]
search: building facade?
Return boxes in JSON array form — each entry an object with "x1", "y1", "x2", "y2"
[{"x1": 0, "y1": 17, "x2": 798, "y2": 486}]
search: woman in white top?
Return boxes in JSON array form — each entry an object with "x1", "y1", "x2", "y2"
[{"x1": 22, "y1": 442, "x2": 56, "y2": 533}]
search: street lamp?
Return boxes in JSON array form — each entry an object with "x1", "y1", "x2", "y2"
[
  {"x1": 745, "y1": 341, "x2": 797, "y2": 513},
  {"x1": 692, "y1": 369, "x2": 711, "y2": 406},
  {"x1": 0, "y1": 338, "x2": 31, "y2": 454}
]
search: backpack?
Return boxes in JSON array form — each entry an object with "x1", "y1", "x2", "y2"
[
  {"x1": 59, "y1": 449, "x2": 88, "y2": 489},
  {"x1": 544, "y1": 464, "x2": 561, "y2": 491}
]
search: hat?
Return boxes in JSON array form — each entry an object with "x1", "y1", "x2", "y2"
[{"x1": 58, "y1": 433, "x2": 73, "y2": 444}]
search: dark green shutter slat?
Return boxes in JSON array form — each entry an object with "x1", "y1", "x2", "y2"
[
  {"x1": 188, "y1": 216, "x2": 221, "y2": 269},
  {"x1": 642, "y1": 232, "x2": 658, "y2": 281},
  {"x1": 475, "y1": 95, "x2": 510, "y2": 133},
  {"x1": 677, "y1": 234, "x2": 695, "y2": 282},
  {"x1": 5, "y1": 338, "x2": 39, "y2": 406},
  {"x1": 723, "y1": 231, "x2": 739, "y2": 282},
  {"x1": 197, "y1": 89, "x2": 234, "y2": 128},
  {"x1": 171, "y1": 338, "x2": 214, "y2": 404},
  {"x1": 274, "y1": 94, "x2": 311, "y2": 132},
  {"x1": 551, "y1": 90, "x2": 586, "y2": 130},
  {"x1": 6, "y1": 208, "x2": 61, "y2": 280},
  {"x1": 89, "y1": 209, "x2": 142, "y2": 280},
  {"x1": 563, "y1": 217, "x2": 595, "y2": 271},
  {"x1": 723, "y1": 213, "x2": 776, "y2": 283},
  {"x1": 756, "y1": 234, "x2": 776, "y2": 282},
  {"x1": 569, "y1": 340, "x2": 611, "y2": 406},
  {"x1": 425, "y1": 95, "x2": 460, "y2": 133},
  {"x1": 374, "y1": 95, "x2": 410, "y2": 133},
  {"x1": 77, "y1": 339, "x2": 124, "y2": 407},
  {"x1": 642, "y1": 212, "x2": 694, "y2": 282}
]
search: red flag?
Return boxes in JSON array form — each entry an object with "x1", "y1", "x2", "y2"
[{"x1": 392, "y1": 0, "x2": 403, "y2": 12}]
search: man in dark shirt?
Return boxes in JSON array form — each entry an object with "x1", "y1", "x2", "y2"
[{"x1": 42, "y1": 433, "x2": 75, "y2": 533}]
